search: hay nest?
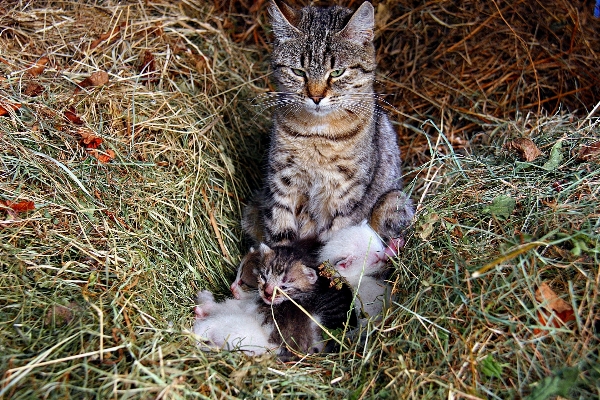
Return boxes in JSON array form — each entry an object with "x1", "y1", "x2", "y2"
[{"x1": 1, "y1": 0, "x2": 599, "y2": 398}]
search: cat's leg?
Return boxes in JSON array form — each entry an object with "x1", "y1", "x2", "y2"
[
  {"x1": 241, "y1": 190, "x2": 267, "y2": 246},
  {"x1": 261, "y1": 187, "x2": 301, "y2": 246},
  {"x1": 369, "y1": 189, "x2": 414, "y2": 250}
]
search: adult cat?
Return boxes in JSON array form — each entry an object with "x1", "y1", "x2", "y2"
[{"x1": 243, "y1": 1, "x2": 414, "y2": 249}]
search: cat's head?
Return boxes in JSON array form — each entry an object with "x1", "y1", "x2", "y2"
[
  {"x1": 230, "y1": 247, "x2": 260, "y2": 300},
  {"x1": 268, "y1": 1, "x2": 376, "y2": 117},
  {"x1": 255, "y1": 243, "x2": 319, "y2": 305}
]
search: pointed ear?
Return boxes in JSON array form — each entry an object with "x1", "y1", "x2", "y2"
[
  {"x1": 259, "y1": 242, "x2": 272, "y2": 255},
  {"x1": 337, "y1": 1, "x2": 374, "y2": 44},
  {"x1": 269, "y1": 0, "x2": 302, "y2": 42},
  {"x1": 301, "y1": 265, "x2": 318, "y2": 285}
]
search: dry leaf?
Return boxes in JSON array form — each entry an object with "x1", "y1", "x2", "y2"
[
  {"x1": 74, "y1": 71, "x2": 109, "y2": 94},
  {"x1": 78, "y1": 129, "x2": 103, "y2": 149},
  {"x1": 0, "y1": 102, "x2": 21, "y2": 116},
  {"x1": 27, "y1": 56, "x2": 49, "y2": 77},
  {"x1": 44, "y1": 302, "x2": 79, "y2": 326},
  {"x1": 534, "y1": 282, "x2": 575, "y2": 334},
  {"x1": 577, "y1": 142, "x2": 600, "y2": 161},
  {"x1": 64, "y1": 107, "x2": 84, "y2": 125},
  {"x1": 23, "y1": 82, "x2": 45, "y2": 97},
  {"x1": 0, "y1": 200, "x2": 35, "y2": 214},
  {"x1": 90, "y1": 149, "x2": 115, "y2": 163},
  {"x1": 504, "y1": 138, "x2": 543, "y2": 161},
  {"x1": 138, "y1": 50, "x2": 157, "y2": 84},
  {"x1": 89, "y1": 23, "x2": 124, "y2": 50}
]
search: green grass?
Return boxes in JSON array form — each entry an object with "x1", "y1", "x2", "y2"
[{"x1": 1, "y1": 1, "x2": 599, "y2": 399}]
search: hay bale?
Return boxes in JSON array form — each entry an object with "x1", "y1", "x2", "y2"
[{"x1": 0, "y1": 0, "x2": 598, "y2": 398}]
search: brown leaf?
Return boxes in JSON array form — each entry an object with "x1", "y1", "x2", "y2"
[
  {"x1": 534, "y1": 282, "x2": 575, "y2": 334},
  {"x1": 0, "y1": 102, "x2": 21, "y2": 116},
  {"x1": 91, "y1": 149, "x2": 115, "y2": 163},
  {"x1": 577, "y1": 142, "x2": 600, "y2": 161},
  {"x1": 44, "y1": 302, "x2": 79, "y2": 326},
  {"x1": 138, "y1": 50, "x2": 157, "y2": 84},
  {"x1": 23, "y1": 82, "x2": 45, "y2": 97},
  {"x1": 89, "y1": 23, "x2": 124, "y2": 50},
  {"x1": 64, "y1": 107, "x2": 84, "y2": 125},
  {"x1": 74, "y1": 71, "x2": 109, "y2": 94},
  {"x1": 0, "y1": 200, "x2": 35, "y2": 213},
  {"x1": 504, "y1": 138, "x2": 542, "y2": 161},
  {"x1": 27, "y1": 56, "x2": 49, "y2": 77},
  {"x1": 78, "y1": 128, "x2": 103, "y2": 149}
]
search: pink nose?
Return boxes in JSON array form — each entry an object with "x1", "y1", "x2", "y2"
[{"x1": 264, "y1": 285, "x2": 273, "y2": 297}]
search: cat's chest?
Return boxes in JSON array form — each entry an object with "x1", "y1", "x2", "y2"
[{"x1": 280, "y1": 140, "x2": 358, "y2": 184}]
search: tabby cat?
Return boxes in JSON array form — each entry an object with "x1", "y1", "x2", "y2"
[{"x1": 243, "y1": 0, "x2": 414, "y2": 248}]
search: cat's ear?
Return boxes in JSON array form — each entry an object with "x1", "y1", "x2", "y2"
[
  {"x1": 258, "y1": 242, "x2": 273, "y2": 255},
  {"x1": 269, "y1": 0, "x2": 302, "y2": 42},
  {"x1": 301, "y1": 265, "x2": 318, "y2": 285},
  {"x1": 337, "y1": 1, "x2": 374, "y2": 44}
]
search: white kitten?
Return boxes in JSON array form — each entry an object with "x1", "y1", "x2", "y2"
[
  {"x1": 319, "y1": 221, "x2": 391, "y2": 320},
  {"x1": 192, "y1": 290, "x2": 274, "y2": 355}
]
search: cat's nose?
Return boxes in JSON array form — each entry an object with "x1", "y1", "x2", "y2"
[
  {"x1": 310, "y1": 96, "x2": 323, "y2": 104},
  {"x1": 264, "y1": 285, "x2": 273, "y2": 297}
]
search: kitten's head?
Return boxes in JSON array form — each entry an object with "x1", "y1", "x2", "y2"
[
  {"x1": 320, "y1": 221, "x2": 388, "y2": 283},
  {"x1": 230, "y1": 248, "x2": 260, "y2": 300},
  {"x1": 268, "y1": 1, "x2": 376, "y2": 118},
  {"x1": 255, "y1": 243, "x2": 319, "y2": 305}
]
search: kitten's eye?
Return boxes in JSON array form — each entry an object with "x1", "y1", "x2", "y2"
[
  {"x1": 291, "y1": 68, "x2": 306, "y2": 77},
  {"x1": 330, "y1": 69, "x2": 346, "y2": 78}
]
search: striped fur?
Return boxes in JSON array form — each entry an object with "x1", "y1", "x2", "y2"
[
  {"x1": 243, "y1": 1, "x2": 414, "y2": 246},
  {"x1": 253, "y1": 240, "x2": 357, "y2": 357}
]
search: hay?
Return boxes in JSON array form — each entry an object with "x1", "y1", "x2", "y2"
[{"x1": 1, "y1": 0, "x2": 599, "y2": 398}]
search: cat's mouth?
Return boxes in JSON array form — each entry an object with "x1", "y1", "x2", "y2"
[{"x1": 261, "y1": 293, "x2": 285, "y2": 305}]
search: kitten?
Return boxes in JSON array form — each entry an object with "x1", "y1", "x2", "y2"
[
  {"x1": 255, "y1": 242, "x2": 357, "y2": 358},
  {"x1": 319, "y1": 221, "x2": 391, "y2": 320},
  {"x1": 243, "y1": 0, "x2": 414, "y2": 248},
  {"x1": 192, "y1": 291, "x2": 274, "y2": 355}
]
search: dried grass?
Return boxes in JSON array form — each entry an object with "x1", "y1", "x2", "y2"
[{"x1": 1, "y1": 0, "x2": 599, "y2": 399}]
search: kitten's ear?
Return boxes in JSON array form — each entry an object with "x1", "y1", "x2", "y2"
[
  {"x1": 258, "y1": 242, "x2": 273, "y2": 255},
  {"x1": 301, "y1": 265, "x2": 318, "y2": 285},
  {"x1": 269, "y1": 0, "x2": 302, "y2": 41},
  {"x1": 337, "y1": 1, "x2": 375, "y2": 44}
]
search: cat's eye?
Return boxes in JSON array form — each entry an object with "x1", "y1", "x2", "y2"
[
  {"x1": 291, "y1": 68, "x2": 306, "y2": 77},
  {"x1": 330, "y1": 69, "x2": 346, "y2": 78}
]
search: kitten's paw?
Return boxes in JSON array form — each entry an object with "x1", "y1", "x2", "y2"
[
  {"x1": 194, "y1": 305, "x2": 209, "y2": 320},
  {"x1": 384, "y1": 237, "x2": 405, "y2": 258}
]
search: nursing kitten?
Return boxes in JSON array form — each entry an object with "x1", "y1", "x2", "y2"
[
  {"x1": 319, "y1": 221, "x2": 392, "y2": 320},
  {"x1": 243, "y1": 1, "x2": 414, "y2": 248},
  {"x1": 255, "y1": 242, "x2": 357, "y2": 357}
]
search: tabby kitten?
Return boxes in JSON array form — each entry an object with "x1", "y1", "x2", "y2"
[
  {"x1": 255, "y1": 241, "x2": 357, "y2": 357},
  {"x1": 243, "y1": 0, "x2": 414, "y2": 248}
]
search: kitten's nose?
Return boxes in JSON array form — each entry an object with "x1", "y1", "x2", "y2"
[
  {"x1": 264, "y1": 285, "x2": 273, "y2": 297},
  {"x1": 310, "y1": 96, "x2": 323, "y2": 104}
]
